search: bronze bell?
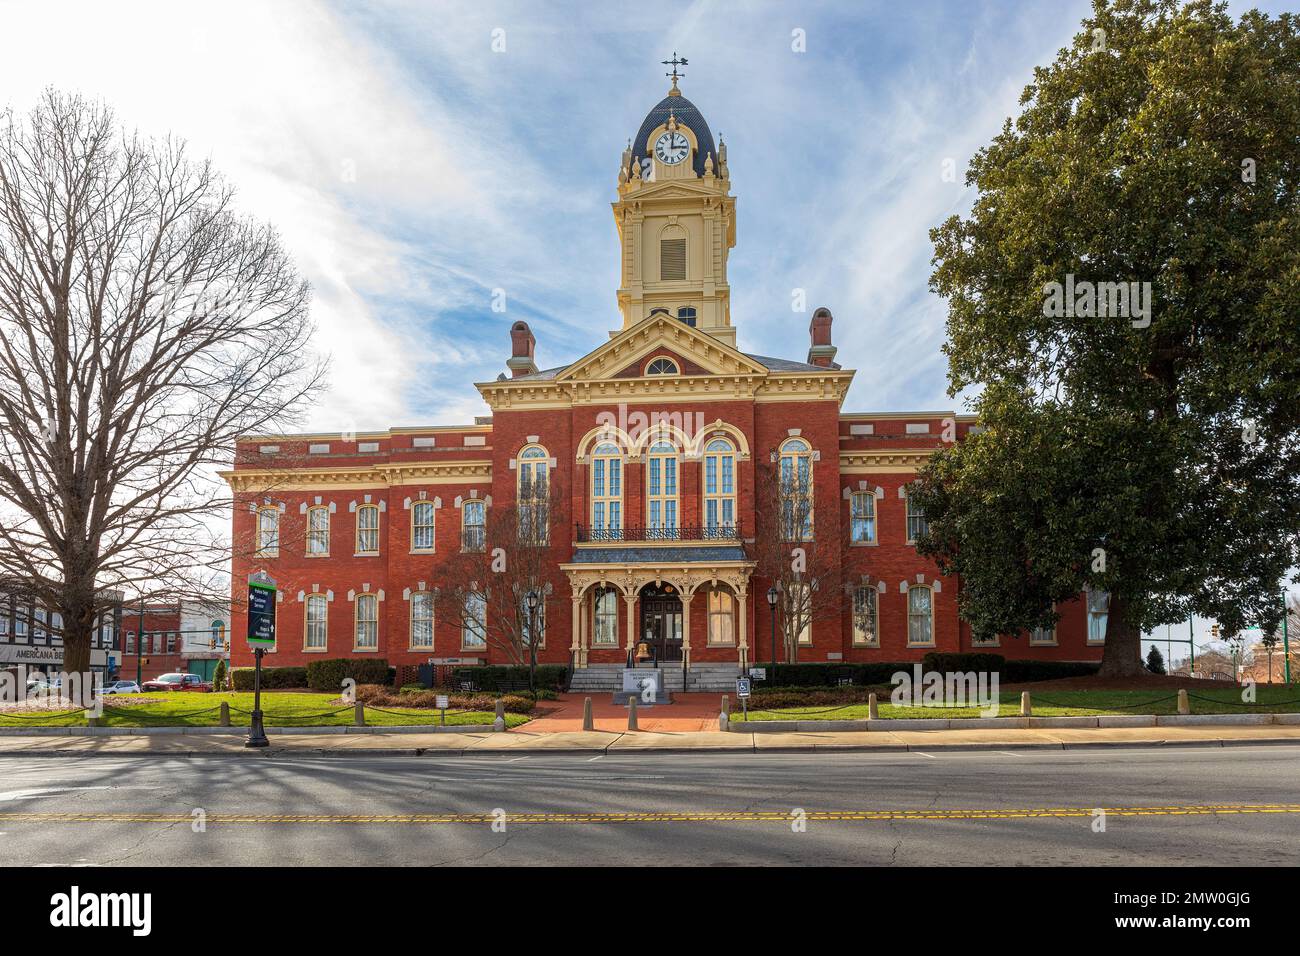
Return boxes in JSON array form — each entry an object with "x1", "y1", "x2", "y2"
[{"x1": 635, "y1": 641, "x2": 652, "y2": 661}]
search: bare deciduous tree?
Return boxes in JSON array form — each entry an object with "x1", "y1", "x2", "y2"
[
  {"x1": 0, "y1": 90, "x2": 322, "y2": 673},
  {"x1": 440, "y1": 483, "x2": 561, "y2": 691},
  {"x1": 751, "y1": 455, "x2": 844, "y2": 665}
]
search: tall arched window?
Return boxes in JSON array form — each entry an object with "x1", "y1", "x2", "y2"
[
  {"x1": 306, "y1": 506, "x2": 330, "y2": 555},
  {"x1": 779, "y1": 438, "x2": 813, "y2": 541},
  {"x1": 703, "y1": 438, "x2": 735, "y2": 535},
  {"x1": 850, "y1": 492, "x2": 876, "y2": 543},
  {"x1": 592, "y1": 586, "x2": 619, "y2": 646},
  {"x1": 462, "y1": 500, "x2": 485, "y2": 552},
  {"x1": 355, "y1": 504, "x2": 379, "y2": 554},
  {"x1": 411, "y1": 501, "x2": 435, "y2": 552},
  {"x1": 907, "y1": 585, "x2": 934, "y2": 646},
  {"x1": 305, "y1": 595, "x2": 328, "y2": 650},
  {"x1": 517, "y1": 445, "x2": 549, "y2": 544},
  {"x1": 646, "y1": 439, "x2": 679, "y2": 537},
  {"x1": 590, "y1": 442, "x2": 623, "y2": 540},
  {"x1": 256, "y1": 507, "x2": 279, "y2": 555},
  {"x1": 463, "y1": 591, "x2": 487, "y2": 649},
  {"x1": 906, "y1": 490, "x2": 928, "y2": 543},
  {"x1": 354, "y1": 594, "x2": 378, "y2": 650},
  {"x1": 410, "y1": 592, "x2": 434, "y2": 649},
  {"x1": 852, "y1": 586, "x2": 878, "y2": 647},
  {"x1": 706, "y1": 586, "x2": 735, "y2": 645}
]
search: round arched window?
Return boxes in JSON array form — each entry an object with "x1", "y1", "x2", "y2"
[{"x1": 645, "y1": 357, "x2": 679, "y2": 376}]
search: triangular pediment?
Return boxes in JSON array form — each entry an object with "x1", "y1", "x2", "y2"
[
  {"x1": 555, "y1": 314, "x2": 769, "y2": 384},
  {"x1": 624, "y1": 178, "x2": 722, "y2": 203}
]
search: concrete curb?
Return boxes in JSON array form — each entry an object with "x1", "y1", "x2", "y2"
[
  {"x1": 728, "y1": 713, "x2": 1298, "y2": 733},
  {"x1": 0, "y1": 724, "x2": 496, "y2": 737}
]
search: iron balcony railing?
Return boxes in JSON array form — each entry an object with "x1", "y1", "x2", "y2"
[{"x1": 574, "y1": 523, "x2": 740, "y2": 543}]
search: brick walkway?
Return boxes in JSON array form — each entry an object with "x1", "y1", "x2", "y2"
[{"x1": 521, "y1": 692, "x2": 725, "y2": 733}]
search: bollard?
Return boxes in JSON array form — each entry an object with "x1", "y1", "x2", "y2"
[
  {"x1": 1177, "y1": 688, "x2": 1190, "y2": 715},
  {"x1": 493, "y1": 698, "x2": 506, "y2": 732},
  {"x1": 495, "y1": 699, "x2": 506, "y2": 719},
  {"x1": 354, "y1": 701, "x2": 365, "y2": 726},
  {"x1": 219, "y1": 702, "x2": 231, "y2": 727},
  {"x1": 582, "y1": 696, "x2": 594, "y2": 731},
  {"x1": 1020, "y1": 691, "x2": 1032, "y2": 717},
  {"x1": 868, "y1": 692, "x2": 879, "y2": 720},
  {"x1": 721, "y1": 694, "x2": 730, "y2": 717},
  {"x1": 627, "y1": 695, "x2": 639, "y2": 731},
  {"x1": 719, "y1": 711, "x2": 729, "y2": 732}
]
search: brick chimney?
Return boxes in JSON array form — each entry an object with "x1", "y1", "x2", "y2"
[
  {"x1": 507, "y1": 320, "x2": 538, "y2": 378},
  {"x1": 807, "y1": 307, "x2": 837, "y2": 368}
]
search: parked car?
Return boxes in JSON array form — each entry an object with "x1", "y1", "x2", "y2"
[
  {"x1": 101, "y1": 680, "x2": 141, "y2": 694},
  {"x1": 141, "y1": 673, "x2": 212, "y2": 692}
]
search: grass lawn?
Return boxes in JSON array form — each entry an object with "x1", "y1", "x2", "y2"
[
  {"x1": 0, "y1": 692, "x2": 531, "y2": 729},
  {"x1": 737, "y1": 686, "x2": 1300, "y2": 720}
]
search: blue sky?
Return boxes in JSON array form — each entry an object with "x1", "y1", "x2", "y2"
[{"x1": 0, "y1": 0, "x2": 1288, "y2": 440}]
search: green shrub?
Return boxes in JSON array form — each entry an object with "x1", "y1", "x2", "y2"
[
  {"x1": 305, "y1": 658, "x2": 391, "y2": 691},
  {"x1": 451, "y1": 664, "x2": 568, "y2": 692},
  {"x1": 764, "y1": 663, "x2": 913, "y2": 687},
  {"x1": 212, "y1": 659, "x2": 228, "y2": 691},
  {"x1": 1002, "y1": 660, "x2": 1100, "y2": 683},
  {"x1": 921, "y1": 652, "x2": 1006, "y2": 674},
  {"x1": 352, "y1": 684, "x2": 534, "y2": 714},
  {"x1": 231, "y1": 666, "x2": 308, "y2": 691}
]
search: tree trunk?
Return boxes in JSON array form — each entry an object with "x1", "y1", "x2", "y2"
[{"x1": 1097, "y1": 593, "x2": 1148, "y2": 678}]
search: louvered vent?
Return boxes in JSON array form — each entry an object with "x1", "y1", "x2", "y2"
[{"x1": 660, "y1": 239, "x2": 686, "y2": 281}]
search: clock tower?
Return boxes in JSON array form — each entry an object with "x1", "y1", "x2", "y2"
[{"x1": 613, "y1": 58, "x2": 737, "y2": 347}]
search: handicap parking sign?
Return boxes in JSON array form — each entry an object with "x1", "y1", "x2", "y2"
[{"x1": 736, "y1": 677, "x2": 751, "y2": 698}]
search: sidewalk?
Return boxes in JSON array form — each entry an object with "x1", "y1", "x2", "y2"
[
  {"x1": 0, "y1": 723, "x2": 1297, "y2": 757},
  {"x1": 525, "y1": 692, "x2": 723, "y2": 732}
]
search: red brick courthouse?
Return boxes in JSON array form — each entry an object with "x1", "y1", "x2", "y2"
[{"x1": 223, "y1": 78, "x2": 1107, "y2": 687}]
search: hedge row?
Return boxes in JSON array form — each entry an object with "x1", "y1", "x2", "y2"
[
  {"x1": 452, "y1": 664, "x2": 569, "y2": 692},
  {"x1": 760, "y1": 658, "x2": 1099, "y2": 688},
  {"x1": 305, "y1": 658, "x2": 393, "y2": 691},
  {"x1": 231, "y1": 666, "x2": 307, "y2": 691}
]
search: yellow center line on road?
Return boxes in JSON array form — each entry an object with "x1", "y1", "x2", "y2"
[{"x1": 0, "y1": 804, "x2": 1297, "y2": 825}]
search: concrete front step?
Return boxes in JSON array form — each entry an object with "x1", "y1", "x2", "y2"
[{"x1": 569, "y1": 665, "x2": 742, "y2": 693}]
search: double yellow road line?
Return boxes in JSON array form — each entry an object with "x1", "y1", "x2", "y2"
[{"x1": 1, "y1": 804, "x2": 1298, "y2": 825}]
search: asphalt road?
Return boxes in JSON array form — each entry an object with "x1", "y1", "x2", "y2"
[{"x1": 1, "y1": 745, "x2": 1298, "y2": 866}]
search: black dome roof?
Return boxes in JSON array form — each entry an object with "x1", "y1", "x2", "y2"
[{"x1": 631, "y1": 93, "x2": 717, "y2": 178}]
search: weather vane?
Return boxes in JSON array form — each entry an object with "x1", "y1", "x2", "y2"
[{"x1": 662, "y1": 51, "x2": 688, "y2": 91}]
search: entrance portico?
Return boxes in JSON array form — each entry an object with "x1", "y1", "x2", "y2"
[{"x1": 560, "y1": 546, "x2": 755, "y2": 671}]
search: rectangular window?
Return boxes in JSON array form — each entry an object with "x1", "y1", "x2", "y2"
[
  {"x1": 592, "y1": 587, "x2": 618, "y2": 646},
  {"x1": 521, "y1": 595, "x2": 546, "y2": 650},
  {"x1": 851, "y1": 492, "x2": 876, "y2": 543},
  {"x1": 1030, "y1": 625, "x2": 1057, "y2": 646},
  {"x1": 790, "y1": 583, "x2": 813, "y2": 646},
  {"x1": 463, "y1": 592, "x2": 487, "y2": 649},
  {"x1": 906, "y1": 494, "x2": 928, "y2": 543},
  {"x1": 1087, "y1": 590, "x2": 1109, "y2": 644},
  {"x1": 167, "y1": 632, "x2": 177, "y2": 654},
  {"x1": 307, "y1": 507, "x2": 330, "y2": 555},
  {"x1": 908, "y1": 586, "x2": 934, "y2": 646},
  {"x1": 411, "y1": 501, "x2": 435, "y2": 551},
  {"x1": 852, "y1": 586, "x2": 878, "y2": 646},
  {"x1": 257, "y1": 508, "x2": 279, "y2": 555},
  {"x1": 355, "y1": 594, "x2": 378, "y2": 650},
  {"x1": 462, "y1": 500, "x2": 486, "y2": 552},
  {"x1": 356, "y1": 505, "x2": 379, "y2": 554},
  {"x1": 305, "y1": 595, "x2": 328, "y2": 650},
  {"x1": 125, "y1": 632, "x2": 136, "y2": 654},
  {"x1": 707, "y1": 588, "x2": 735, "y2": 646},
  {"x1": 410, "y1": 593, "x2": 434, "y2": 649}
]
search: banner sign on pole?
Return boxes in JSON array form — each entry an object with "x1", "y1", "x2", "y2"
[{"x1": 247, "y1": 575, "x2": 277, "y2": 647}]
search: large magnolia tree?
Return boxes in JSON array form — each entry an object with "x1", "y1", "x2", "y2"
[
  {"x1": 0, "y1": 90, "x2": 320, "y2": 674},
  {"x1": 911, "y1": 0, "x2": 1300, "y2": 676}
]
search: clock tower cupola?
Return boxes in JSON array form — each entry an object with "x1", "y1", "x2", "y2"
[{"x1": 613, "y1": 56, "x2": 737, "y2": 346}]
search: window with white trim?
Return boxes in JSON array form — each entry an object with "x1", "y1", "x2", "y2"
[
  {"x1": 791, "y1": 582, "x2": 813, "y2": 646},
  {"x1": 907, "y1": 585, "x2": 934, "y2": 646},
  {"x1": 1030, "y1": 625, "x2": 1057, "y2": 646},
  {"x1": 463, "y1": 591, "x2": 487, "y2": 649},
  {"x1": 646, "y1": 440, "x2": 679, "y2": 536},
  {"x1": 520, "y1": 593, "x2": 546, "y2": 649},
  {"x1": 706, "y1": 587, "x2": 735, "y2": 645},
  {"x1": 356, "y1": 504, "x2": 379, "y2": 554},
  {"x1": 411, "y1": 501, "x2": 435, "y2": 552},
  {"x1": 305, "y1": 595, "x2": 328, "y2": 650},
  {"x1": 517, "y1": 445, "x2": 549, "y2": 544},
  {"x1": 462, "y1": 500, "x2": 485, "y2": 552},
  {"x1": 307, "y1": 506, "x2": 330, "y2": 555},
  {"x1": 645, "y1": 357, "x2": 679, "y2": 376},
  {"x1": 852, "y1": 586, "x2": 878, "y2": 646},
  {"x1": 1087, "y1": 589, "x2": 1109, "y2": 643},
  {"x1": 256, "y1": 508, "x2": 279, "y2": 555},
  {"x1": 703, "y1": 438, "x2": 735, "y2": 534},
  {"x1": 590, "y1": 442, "x2": 622, "y2": 539},
  {"x1": 906, "y1": 492, "x2": 928, "y2": 543},
  {"x1": 354, "y1": 594, "x2": 378, "y2": 650},
  {"x1": 779, "y1": 438, "x2": 813, "y2": 541},
  {"x1": 592, "y1": 586, "x2": 619, "y2": 646},
  {"x1": 410, "y1": 592, "x2": 434, "y2": 649},
  {"x1": 850, "y1": 492, "x2": 876, "y2": 543}
]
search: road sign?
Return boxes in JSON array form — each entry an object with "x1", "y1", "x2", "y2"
[
  {"x1": 435, "y1": 694, "x2": 449, "y2": 710},
  {"x1": 247, "y1": 576, "x2": 277, "y2": 646},
  {"x1": 748, "y1": 667, "x2": 767, "y2": 680},
  {"x1": 736, "y1": 677, "x2": 751, "y2": 698}
]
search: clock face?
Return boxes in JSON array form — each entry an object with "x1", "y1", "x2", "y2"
[{"x1": 654, "y1": 131, "x2": 690, "y2": 166}]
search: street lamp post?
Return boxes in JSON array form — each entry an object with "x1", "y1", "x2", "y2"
[
  {"x1": 526, "y1": 589, "x2": 540, "y2": 694},
  {"x1": 766, "y1": 585, "x2": 779, "y2": 674}
]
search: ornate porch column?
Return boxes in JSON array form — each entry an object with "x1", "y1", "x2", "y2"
[
  {"x1": 736, "y1": 585, "x2": 749, "y2": 671},
  {"x1": 680, "y1": 583, "x2": 697, "y2": 670},
  {"x1": 622, "y1": 583, "x2": 637, "y2": 660},
  {"x1": 570, "y1": 585, "x2": 583, "y2": 669}
]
